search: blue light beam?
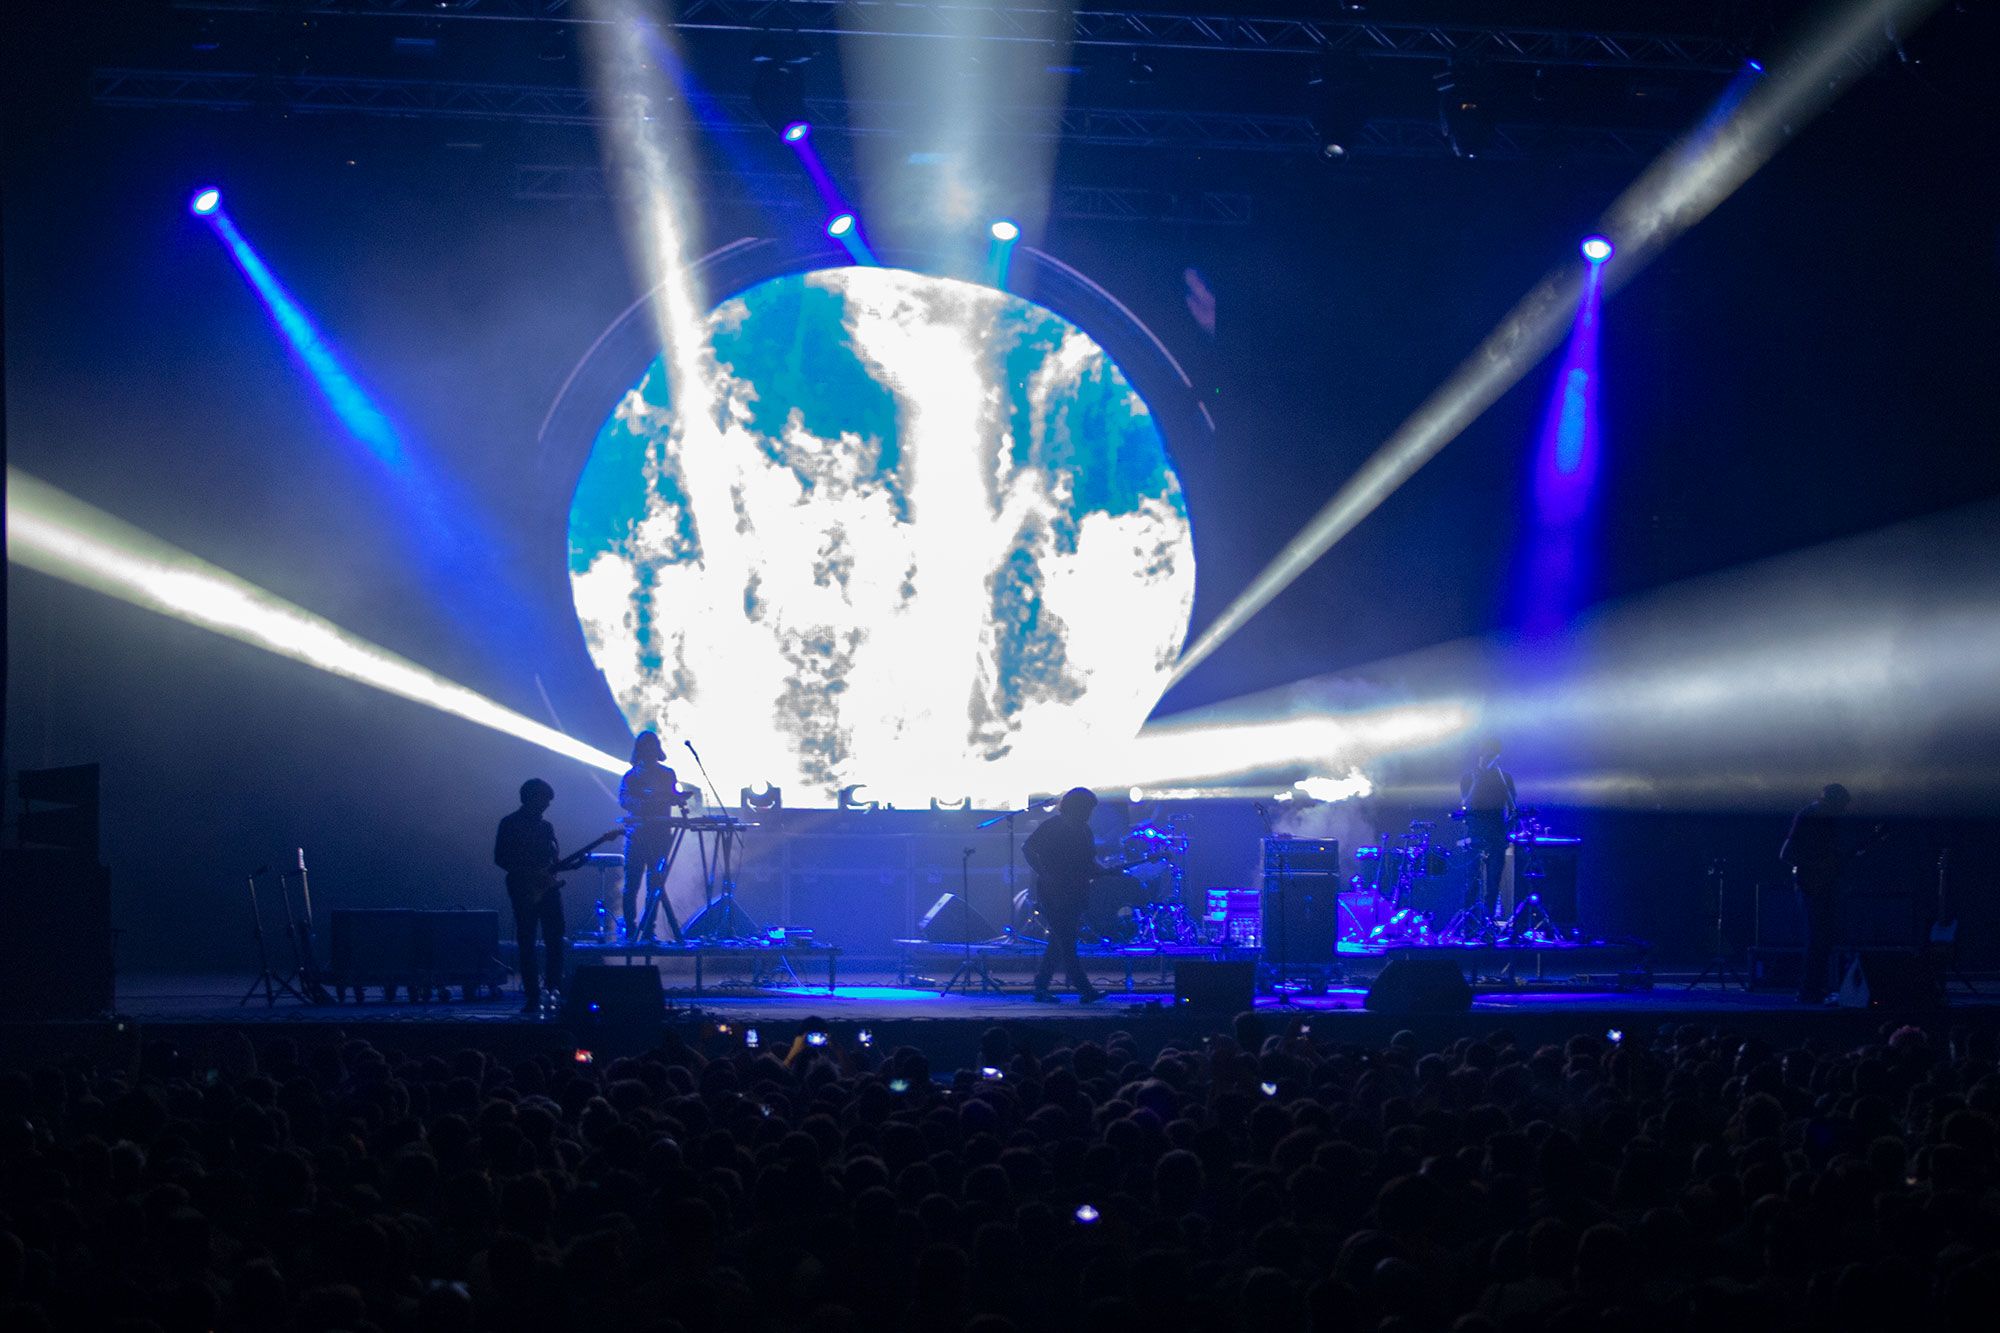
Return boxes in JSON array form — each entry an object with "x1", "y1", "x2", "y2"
[
  {"x1": 987, "y1": 218, "x2": 1020, "y2": 289},
  {"x1": 201, "y1": 207, "x2": 404, "y2": 467},
  {"x1": 825, "y1": 212, "x2": 877, "y2": 265},
  {"x1": 1516, "y1": 260, "x2": 1604, "y2": 636}
]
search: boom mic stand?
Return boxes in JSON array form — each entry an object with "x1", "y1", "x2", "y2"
[
  {"x1": 1686, "y1": 858, "x2": 1745, "y2": 991},
  {"x1": 239, "y1": 866, "x2": 305, "y2": 1006},
  {"x1": 681, "y1": 740, "x2": 759, "y2": 939},
  {"x1": 977, "y1": 803, "x2": 1040, "y2": 941}
]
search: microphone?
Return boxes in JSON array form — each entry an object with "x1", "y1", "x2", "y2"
[
  {"x1": 963, "y1": 847, "x2": 976, "y2": 857},
  {"x1": 684, "y1": 739, "x2": 700, "y2": 759}
]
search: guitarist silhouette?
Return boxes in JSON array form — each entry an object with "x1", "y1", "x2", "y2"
[{"x1": 494, "y1": 779, "x2": 622, "y2": 1017}]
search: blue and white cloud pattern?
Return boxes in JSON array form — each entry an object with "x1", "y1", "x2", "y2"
[{"x1": 569, "y1": 266, "x2": 1194, "y2": 805}]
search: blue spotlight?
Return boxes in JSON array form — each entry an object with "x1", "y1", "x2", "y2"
[
  {"x1": 1580, "y1": 235, "x2": 1613, "y2": 263},
  {"x1": 823, "y1": 213, "x2": 876, "y2": 264},
  {"x1": 782, "y1": 120, "x2": 810, "y2": 143},
  {"x1": 1747, "y1": 58, "x2": 1765, "y2": 73},
  {"x1": 189, "y1": 187, "x2": 222, "y2": 216},
  {"x1": 986, "y1": 218, "x2": 1021, "y2": 289},
  {"x1": 1515, "y1": 260, "x2": 1605, "y2": 636},
  {"x1": 199, "y1": 207, "x2": 403, "y2": 466}
]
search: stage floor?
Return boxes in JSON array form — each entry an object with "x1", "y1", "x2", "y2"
[{"x1": 109, "y1": 966, "x2": 1998, "y2": 1027}]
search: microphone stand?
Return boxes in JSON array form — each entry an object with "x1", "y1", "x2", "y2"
[
  {"x1": 940, "y1": 846, "x2": 1002, "y2": 995},
  {"x1": 680, "y1": 740, "x2": 759, "y2": 940},
  {"x1": 977, "y1": 802, "x2": 1042, "y2": 944},
  {"x1": 238, "y1": 866, "x2": 304, "y2": 1006}
]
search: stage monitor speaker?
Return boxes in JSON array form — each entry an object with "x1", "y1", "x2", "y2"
[
  {"x1": 918, "y1": 893, "x2": 996, "y2": 944},
  {"x1": 564, "y1": 964, "x2": 666, "y2": 1028},
  {"x1": 1365, "y1": 955, "x2": 1473, "y2": 1014},
  {"x1": 1835, "y1": 951, "x2": 1943, "y2": 1010},
  {"x1": 1175, "y1": 960, "x2": 1256, "y2": 1015}
]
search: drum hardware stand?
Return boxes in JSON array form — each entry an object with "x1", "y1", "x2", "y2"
[
  {"x1": 942, "y1": 846, "x2": 1003, "y2": 996},
  {"x1": 239, "y1": 866, "x2": 306, "y2": 1006},
  {"x1": 681, "y1": 740, "x2": 760, "y2": 941},
  {"x1": 277, "y1": 848, "x2": 334, "y2": 1004},
  {"x1": 1686, "y1": 859, "x2": 1746, "y2": 991}
]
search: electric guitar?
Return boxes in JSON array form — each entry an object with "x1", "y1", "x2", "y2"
[{"x1": 514, "y1": 827, "x2": 626, "y2": 907}]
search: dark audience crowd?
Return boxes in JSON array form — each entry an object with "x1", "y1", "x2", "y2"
[{"x1": 4, "y1": 1012, "x2": 2000, "y2": 1333}]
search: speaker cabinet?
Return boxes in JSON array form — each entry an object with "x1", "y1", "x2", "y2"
[
  {"x1": 1175, "y1": 960, "x2": 1256, "y2": 1015},
  {"x1": 329, "y1": 909, "x2": 503, "y2": 1000},
  {"x1": 1365, "y1": 955, "x2": 1474, "y2": 1014},
  {"x1": 1260, "y1": 876, "x2": 1340, "y2": 963},
  {"x1": 0, "y1": 848, "x2": 113, "y2": 1019}
]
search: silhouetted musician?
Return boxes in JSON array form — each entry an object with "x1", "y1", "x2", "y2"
[
  {"x1": 1023, "y1": 788, "x2": 1107, "y2": 1004},
  {"x1": 1460, "y1": 738, "x2": 1518, "y2": 918},
  {"x1": 620, "y1": 730, "x2": 690, "y2": 943}
]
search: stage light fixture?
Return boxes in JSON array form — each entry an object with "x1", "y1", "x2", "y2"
[
  {"x1": 826, "y1": 212, "x2": 855, "y2": 237},
  {"x1": 1580, "y1": 235, "x2": 1614, "y2": 262},
  {"x1": 989, "y1": 219, "x2": 1019, "y2": 242},
  {"x1": 189, "y1": 187, "x2": 221, "y2": 216},
  {"x1": 783, "y1": 121, "x2": 810, "y2": 142},
  {"x1": 1307, "y1": 59, "x2": 1370, "y2": 160}
]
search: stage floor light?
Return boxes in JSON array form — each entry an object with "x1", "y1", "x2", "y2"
[
  {"x1": 189, "y1": 187, "x2": 221, "y2": 216},
  {"x1": 8, "y1": 467, "x2": 628, "y2": 777},
  {"x1": 990, "y1": 219, "x2": 1020, "y2": 242},
  {"x1": 1580, "y1": 235, "x2": 1613, "y2": 263},
  {"x1": 826, "y1": 212, "x2": 855, "y2": 237}
]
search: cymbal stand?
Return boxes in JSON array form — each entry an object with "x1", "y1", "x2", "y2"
[
  {"x1": 239, "y1": 866, "x2": 305, "y2": 1006},
  {"x1": 1686, "y1": 859, "x2": 1745, "y2": 991}
]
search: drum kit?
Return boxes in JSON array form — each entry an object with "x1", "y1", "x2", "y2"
[
  {"x1": 1348, "y1": 810, "x2": 1572, "y2": 947},
  {"x1": 1008, "y1": 807, "x2": 1574, "y2": 953},
  {"x1": 1012, "y1": 817, "x2": 1202, "y2": 946}
]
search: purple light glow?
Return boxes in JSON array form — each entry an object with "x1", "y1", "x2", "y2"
[{"x1": 1516, "y1": 261, "x2": 1604, "y2": 636}]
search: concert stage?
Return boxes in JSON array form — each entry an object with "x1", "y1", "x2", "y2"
[{"x1": 61, "y1": 963, "x2": 1995, "y2": 1070}]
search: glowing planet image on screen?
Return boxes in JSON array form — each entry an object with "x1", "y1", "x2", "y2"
[{"x1": 568, "y1": 266, "x2": 1195, "y2": 806}]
